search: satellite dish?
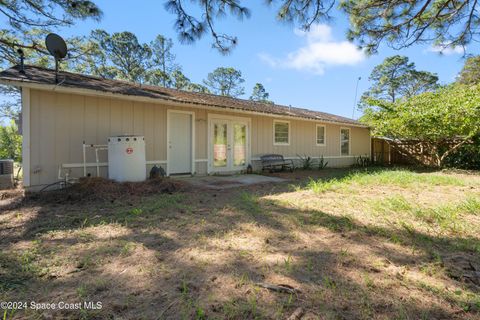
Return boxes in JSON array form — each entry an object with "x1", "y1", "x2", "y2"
[
  {"x1": 45, "y1": 33, "x2": 67, "y2": 59},
  {"x1": 45, "y1": 33, "x2": 68, "y2": 83}
]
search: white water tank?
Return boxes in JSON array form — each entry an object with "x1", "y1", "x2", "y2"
[{"x1": 108, "y1": 135, "x2": 146, "y2": 182}]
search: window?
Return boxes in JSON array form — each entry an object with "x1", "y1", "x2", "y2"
[
  {"x1": 340, "y1": 128, "x2": 350, "y2": 156},
  {"x1": 316, "y1": 125, "x2": 326, "y2": 146},
  {"x1": 274, "y1": 120, "x2": 289, "y2": 145}
]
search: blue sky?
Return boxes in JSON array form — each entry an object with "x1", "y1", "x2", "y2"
[{"x1": 3, "y1": 1, "x2": 476, "y2": 119}]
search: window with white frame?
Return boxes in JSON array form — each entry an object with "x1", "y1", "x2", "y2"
[
  {"x1": 316, "y1": 125, "x2": 326, "y2": 146},
  {"x1": 274, "y1": 120, "x2": 289, "y2": 145},
  {"x1": 340, "y1": 128, "x2": 350, "y2": 156}
]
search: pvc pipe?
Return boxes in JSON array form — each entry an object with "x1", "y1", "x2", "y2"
[
  {"x1": 82, "y1": 143, "x2": 108, "y2": 177},
  {"x1": 61, "y1": 160, "x2": 167, "y2": 169},
  {"x1": 95, "y1": 148, "x2": 100, "y2": 177},
  {"x1": 63, "y1": 162, "x2": 108, "y2": 168},
  {"x1": 82, "y1": 142, "x2": 86, "y2": 177}
]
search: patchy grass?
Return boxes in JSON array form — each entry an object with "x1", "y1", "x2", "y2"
[
  {"x1": 0, "y1": 167, "x2": 479, "y2": 319},
  {"x1": 305, "y1": 168, "x2": 477, "y2": 195}
]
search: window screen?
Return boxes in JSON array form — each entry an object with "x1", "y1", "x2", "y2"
[
  {"x1": 274, "y1": 121, "x2": 289, "y2": 144},
  {"x1": 341, "y1": 128, "x2": 350, "y2": 156},
  {"x1": 317, "y1": 125, "x2": 325, "y2": 145}
]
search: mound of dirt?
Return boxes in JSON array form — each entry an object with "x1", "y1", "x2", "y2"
[
  {"x1": 27, "y1": 177, "x2": 189, "y2": 203},
  {"x1": 0, "y1": 188, "x2": 25, "y2": 211},
  {"x1": 0, "y1": 188, "x2": 24, "y2": 200},
  {"x1": 444, "y1": 253, "x2": 480, "y2": 288}
]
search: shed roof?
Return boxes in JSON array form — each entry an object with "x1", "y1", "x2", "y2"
[{"x1": 0, "y1": 65, "x2": 366, "y2": 127}]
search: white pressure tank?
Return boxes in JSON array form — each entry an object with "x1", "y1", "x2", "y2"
[{"x1": 108, "y1": 135, "x2": 146, "y2": 182}]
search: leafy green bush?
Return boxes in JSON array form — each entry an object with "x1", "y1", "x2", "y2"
[
  {"x1": 353, "y1": 155, "x2": 371, "y2": 167},
  {"x1": 318, "y1": 155, "x2": 328, "y2": 169},
  {"x1": 297, "y1": 154, "x2": 314, "y2": 170},
  {"x1": 361, "y1": 83, "x2": 480, "y2": 167},
  {"x1": 0, "y1": 121, "x2": 22, "y2": 162},
  {"x1": 442, "y1": 135, "x2": 480, "y2": 170}
]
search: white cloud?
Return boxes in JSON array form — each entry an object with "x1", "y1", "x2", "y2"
[
  {"x1": 259, "y1": 24, "x2": 365, "y2": 75},
  {"x1": 427, "y1": 44, "x2": 464, "y2": 55},
  {"x1": 293, "y1": 24, "x2": 332, "y2": 42}
]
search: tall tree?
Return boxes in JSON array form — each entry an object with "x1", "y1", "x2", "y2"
[
  {"x1": 186, "y1": 83, "x2": 211, "y2": 93},
  {"x1": 457, "y1": 56, "x2": 480, "y2": 85},
  {"x1": 203, "y1": 67, "x2": 245, "y2": 97},
  {"x1": 164, "y1": 0, "x2": 251, "y2": 54},
  {"x1": 92, "y1": 30, "x2": 152, "y2": 83},
  {"x1": 0, "y1": 30, "x2": 104, "y2": 122},
  {"x1": 0, "y1": 86, "x2": 21, "y2": 122},
  {"x1": 166, "y1": 69, "x2": 210, "y2": 93},
  {"x1": 341, "y1": 0, "x2": 478, "y2": 55},
  {"x1": 88, "y1": 30, "x2": 185, "y2": 87},
  {"x1": 0, "y1": 30, "x2": 185, "y2": 122},
  {"x1": 249, "y1": 83, "x2": 271, "y2": 102},
  {"x1": 170, "y1": 69, "x2": 190, "y2": 90},
  {"x1": 0, "y1": 0, "x2": 101, "y2": 61},
  {"x1": 361, "y1": 83, "x2": 480, "y2": 167},
  {"x1": 149, "y1": 35, "x2": 179, "y2": 87},
  {"x1": 164, "y1": 1, "x2": 480, "y2": 54},
  {"x1": 402, "y1": 70, "x2": 440, "y2": 98},
  {"x1": 361, "y1": 55, "x2": 438, "y2": 106},
  {"x1": 2, "y1": 1, "x2": 480, "y2": 57}
]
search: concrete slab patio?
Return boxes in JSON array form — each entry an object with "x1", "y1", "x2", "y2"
[{"x1": 174, "y1": 174, "x2": 287, "y2": 190}]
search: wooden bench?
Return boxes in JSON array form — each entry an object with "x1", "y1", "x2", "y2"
[{"x1": 260, "y1": 154, "x2": 294, "y2": 173}]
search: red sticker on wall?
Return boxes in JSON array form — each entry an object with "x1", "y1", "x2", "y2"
[{"x1": 126, "y1": 147, "x2": 133, "y2": 154}]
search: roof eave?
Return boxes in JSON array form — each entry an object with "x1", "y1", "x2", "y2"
[{"x1": 0, "y1": 77, "x2": 369, "y2": 128}]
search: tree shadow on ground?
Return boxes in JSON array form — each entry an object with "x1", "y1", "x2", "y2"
[{"x1": 0, "y1": 167, "x2": 478, "y2": 319}]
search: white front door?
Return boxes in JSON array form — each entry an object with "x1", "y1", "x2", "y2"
[
  {"x1": 168, "y1": 111, "x2": 193, "y2": 175},
  {"x1": 210, "y1": 116, "x2": 249, "y2": 173}
]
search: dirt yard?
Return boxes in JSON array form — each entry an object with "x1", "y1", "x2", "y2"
[{"x1": 1, "y1": 167, "x2": 479, "y2": 319}]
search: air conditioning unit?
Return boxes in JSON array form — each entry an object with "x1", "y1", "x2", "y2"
[{"x1": 0, "y1": 159, "x2": 14, "y2": 189}]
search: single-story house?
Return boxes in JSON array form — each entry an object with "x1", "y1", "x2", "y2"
[{"x1": 0, "y1": 65, "x2": 371, "y2": 189}]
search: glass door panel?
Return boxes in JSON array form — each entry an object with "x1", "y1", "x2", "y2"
[
  {"x1": 213, "y1": 121, "x2": 228, "y2": 167},
  {"x1": 233, "y1": 123, "x2": 247, "y2": 167},
  {"x1": 210, "y1": 118, "x2": 249, "y2": 172}
]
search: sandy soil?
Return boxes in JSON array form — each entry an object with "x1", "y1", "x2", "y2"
[{"x1": 0, "y1": 168, "x2": 479, "y2": 319}]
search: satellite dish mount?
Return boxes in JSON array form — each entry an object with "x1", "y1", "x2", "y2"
[
  {"x1": 45, "y1": 33, "x2": 68, "y2": 84},
  {"x1": 17, "y1": 48, "x2": 25, "y2": 74}
]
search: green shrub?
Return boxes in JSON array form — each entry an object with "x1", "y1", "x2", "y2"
[
  {"x1": 297, "y1": 154, "x2": 314, "y2": 170},
  {"x1": 442, "y1": 134, "x2": 480, "y2": 170},
  {"x1": 317, "y1": 155, "x2": 328, "y2": 169},
  {"x1": 0, "y1": 121, "x2": 22, "y2": 162}
]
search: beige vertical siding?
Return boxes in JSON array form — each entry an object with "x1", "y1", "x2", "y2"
[
  {"x1": 27, "y1": 89, "x2": 370, "y2": 187},
  {"x1": 195, "y1": 108, "x2": 208, "y2": 160}
]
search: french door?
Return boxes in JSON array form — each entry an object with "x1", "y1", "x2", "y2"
[{"x1": 209, "y1": 116, "x2": 249, "y2": 173}]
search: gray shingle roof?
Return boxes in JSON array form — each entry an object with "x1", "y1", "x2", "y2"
[{"x1": 0, "y1": 65, "x2": 366, "y2": 127}]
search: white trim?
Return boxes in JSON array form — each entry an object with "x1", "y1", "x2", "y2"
[
  {"x1": 62, "y1": 160, "x2": 167, "y2": 169},
  {"x1": 63, "y1": 162, "x2": 108, "y2": 168},
  {"x1": 166, "y1": 110, "x2": 195, "y2": 176},
  {"x1": 250, "y1": 155, "x2": 358, "y2": 161},
  {"x1": 21, "y1": 88, "x2": 30, "y2": 187},
  {"x1": 315, "y1": 124, "x2": 326, "y2": 146},
  {"x1": 207, "y1": 113, "x2": 251, "y2": 174},
  {"x1": 1, "y1": 80, "x2": 369, "y2": 128},
  {"x1": 146, "y1": 160, "x2": 168, "y2": 165},
  {"x1": 273, "y1": 119, "x2": 290, "y2": 146},
  {"x1": 209, "y1": 117, "x2": 229, "y2": 173},
  {"x1": 63, "y1": 156, "x2": 360, "y2": 169},
  {"x1": 340, "y1": 127, "x2": 351, "y2": 156},
  {"x1": 369, "y1": 128, "x2": 372, "y2": 160}
]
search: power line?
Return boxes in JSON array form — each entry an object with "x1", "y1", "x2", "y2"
[{"x1": 352, "y1": 76, "x2": 361, "y2": 119}]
